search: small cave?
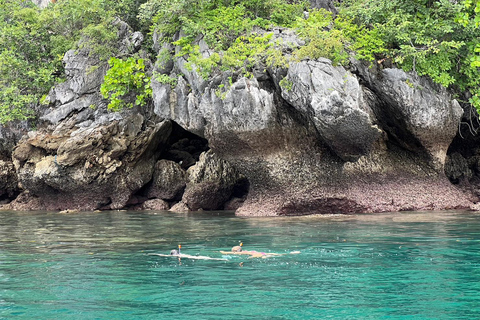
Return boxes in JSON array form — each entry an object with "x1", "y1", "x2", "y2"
[
  {"x1": 160, "y1": 122, "x2": 210, "y2": 169},
  {"x1": 0, "y1": 190, "x2": 20, "y2": 205},
  {"x1": 446, "y1": 122, "x2": 480, "y2": 185},
  {"x1": 125, "y1": 121, "x2": 250, "y2": 212}
]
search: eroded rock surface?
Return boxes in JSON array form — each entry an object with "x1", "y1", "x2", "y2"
[
  {"x1": 147, "y1": 160, "x2": 186, "y2": 201},
  {"x1": 2, "y1": 16, "x2": 474, "y2": 216},
  {"x1": 151, "y1": 32, "x2": 471, "y2": 216},
  {"x1": 181, "y1": 150, "x2": 248, "y2": 211}
]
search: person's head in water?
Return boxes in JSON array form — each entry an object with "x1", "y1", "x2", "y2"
[
  {"x1": 232, "y1": 242, "x2": 243, "y2": 252},
  {"x1": 170, "y1": 244, "x2": 181, "y2": 255}
]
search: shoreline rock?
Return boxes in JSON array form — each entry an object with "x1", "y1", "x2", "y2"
[{"x1": 1, "y1": 18, "x2": 478, "y2": 216}]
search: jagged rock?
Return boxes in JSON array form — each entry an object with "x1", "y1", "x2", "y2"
[
  {"x1": 152, "y1": 75, "x2": 205, "y2": 136},
  {"x1": 280, "y1": 59, "x2": 382, "y2": 161},
  {"x1": 182, "y1": 150, "x2": 246, "y2": 210},
  {"x1": 11, "y1": 116, "x2": 172, "y2": 211},
  {"x1": 4, "y1": 19, "x2": 175, "y2": 211},
  {"x1": 353, "y1": 61, "x2": 463, "y2": 171},
  {"x1": 44, "y1": 48, "x2": 106, "y2": 109},
  {"x1": 147, "y1": 160, "x2": 186, "y2": 200},
  {"x1": 153, "y1": 35, "x2": 471, "y2": 215},
  {"x1": 4, "y1": 16, "x2": 473, "y2": 216}
]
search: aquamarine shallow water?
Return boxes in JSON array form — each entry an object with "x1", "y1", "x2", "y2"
[{"x1": 1, "y1": 210, "x2": 479, "y2": 319}]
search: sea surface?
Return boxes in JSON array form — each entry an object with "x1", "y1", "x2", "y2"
[{"x1": 0, "y1": 210, "x2": 479, "y2": 319}]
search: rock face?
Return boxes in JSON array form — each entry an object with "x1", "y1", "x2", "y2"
[
  {"x1": 11, "y1": 114, "x2": 171, "y2": 210},
  {"x1": 180, "y1": 150, "x2": 248, "y2": 211},
  {"x1": 146, "y1": 160, "x2": 186, "y2": 200},
  {"x1": 6, "y1": 22, "x2": 173, "y2": 211},
  {"x1": 281, "y1": 59, "x2": 382, "y2": 162},
  {"x1": 353, "y1": 61, "x2": 463, "y2": 170},
  {"x1": 150, "y1": 33, "x2": 472, "y2": 216},
  {"x1": 2, "y1": 19, "x2": 475, "y2": 215}
]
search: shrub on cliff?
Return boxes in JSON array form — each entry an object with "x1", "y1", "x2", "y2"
[{"x1": 138, "y1": 0, "x2": 307, "y2": 79}]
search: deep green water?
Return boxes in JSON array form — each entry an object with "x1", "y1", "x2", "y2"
[{"x1": 1, "y1": 210, "x2": 480, "y2": 319}]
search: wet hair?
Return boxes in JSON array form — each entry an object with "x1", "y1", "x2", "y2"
[
  {"x1": 170, "y1": 249, "x2": 179, "y2": 255},
  {"x1": 232, "y1": 245, "x2": 242, "y2": 252}
]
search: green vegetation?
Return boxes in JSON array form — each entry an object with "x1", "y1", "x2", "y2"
[
  {"x1": 139, "y1": 0, "x2": 306, "y2": 80},
  {"x1": 100, "y1": 57, "x2": 152, "y2": 111},
  {"x1": 338, "y1": 0, "x2": 480, "y2": 112},
  {"x1": 0, "y1": 0, "x2": 143, "y2": 123},
  {"x1": 3, "y1": 0, "x2": 480, "y2": 123}
]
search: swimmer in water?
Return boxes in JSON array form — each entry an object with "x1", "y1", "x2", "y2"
[
  {"x1": 231, "y1": 242, "x2": 243, "y2": 252},
  {"x1": 170, "y1": 244, "x2": 181, "y2": 255},
  {"x1": 149, "y1": 244, "x2": 227, "y2": 261},
  {"x1": 221, "y1": 243, "x2": 301, "y2": 259}
]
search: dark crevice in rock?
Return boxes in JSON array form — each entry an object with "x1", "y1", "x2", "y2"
[
  {"x1": 352, "y1": 67, "x2": 433, "y2": 164},
  {"x1": 230, "y1": 177, "x2": 250, "y2": 200},
  {"x1": 99, "y1": 197, "x2": 113, "y2": 210},
  {"x1": 0, "y1": 190, "x2": 19, "y2": 204},
  {"x1": 124, "y1": 120, "x2": 251, "y2": 212},
  {"x1": 445, "y1": 107, "x2": 480, "y2": 200},
  {"x1": 161, "y1": 121, "x2": 209, "y2": 169}
]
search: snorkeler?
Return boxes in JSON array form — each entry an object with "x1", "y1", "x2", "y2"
[
  {"x1": 170, "y1": 244, "x2": 181, "y2": 255},
  {"x1": 150, "y1": 245, "x2": 227, "y2": 261},
  {"x1": 221, "y1": 243, "x2": 300, "y2": 259},
  {"x1": 231, "y1": 242, "x2": 243, "y2": 252}
]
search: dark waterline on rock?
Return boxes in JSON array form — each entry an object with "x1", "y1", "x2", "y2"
[{"x1": 1, "y1": 210, "x2": 480, "y2": 319}]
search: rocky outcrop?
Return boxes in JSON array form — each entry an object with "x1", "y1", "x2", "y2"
[
  {"x1": 180, "y1": 150, "x2": 248, "y2": 211},
  {"x1": 146, "y1": 160, "x2": 186, "y2": 200},
  {"x1": 1, "y1": 17, "x2": 475, "y2": 216},
  {"x1": 353, "y1": 61, "x2": 463, "y2": 171},
  {"x1": 281, "y1": 59, "x2": 382, "y2": 161},
  {"x1": 10, "y1": 114, "x2": 171, "y2": 210},
  {"x1": 150, "y1": 32, "x2": 472, "y2": 216},
  {"x1": 5, "y1": 21, "x2": 173, "y2": 211}
]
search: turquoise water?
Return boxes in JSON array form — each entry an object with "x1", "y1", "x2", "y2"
[{"x1": 1, "y1": 210, "x2": 480, "y2": 319}]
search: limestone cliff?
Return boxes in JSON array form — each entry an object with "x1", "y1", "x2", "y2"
[{"x1": 0, "y1": 14, "x2": 477, "y2": 215}]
